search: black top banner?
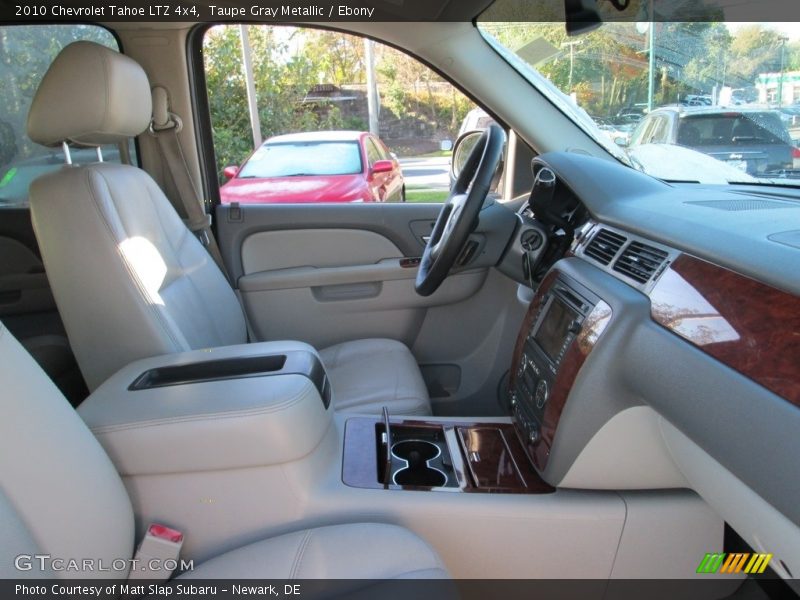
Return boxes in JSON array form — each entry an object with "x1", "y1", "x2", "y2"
[{"x1": 2, "y1": 0, "x2": 800, "y2": 23}]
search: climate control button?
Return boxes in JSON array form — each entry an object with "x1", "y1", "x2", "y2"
[
  {"x1": 535, "y1": 379, "x2": 549, "y2": 409},
  {"x1": 529, "y1": 425, "x2": 539, "y2": 443}
]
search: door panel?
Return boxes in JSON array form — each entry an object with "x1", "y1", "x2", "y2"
[
  {"x1": 217, "y1": 203, "x2": 439, "y2": 281},
  {"x1": 241, "y1": 229, "x2": 402, "y2": 275},
  {"x1": 217, "y1": 203, "x2": 526, "y2": 415},
  {"x1": 0, "y1": 236, "x2": 54, "y2": 317},
  {"x1": 240, "y1": 261, "x2": 486, "y2": 349},
  {"x1": 0, "y1": 208, "x2": 87, "y2": 404},
  {"x1": 226, "y1": 205, "x2": 487, "y2": 349},
  {"x1": 0, "y1": 209, "x2": 56, "y2": 319}
]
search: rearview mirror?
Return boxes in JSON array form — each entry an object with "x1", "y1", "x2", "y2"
[
  {"x1": 223, "y1": 165, "x2": 239, "y2": 180},
  {"x1": 371, "y1": 159, "x2": 394, "y2": 174}
]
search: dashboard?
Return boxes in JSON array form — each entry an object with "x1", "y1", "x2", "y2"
[{"x1": 501, "y1": 151, "x2": 800, "y2": 580}]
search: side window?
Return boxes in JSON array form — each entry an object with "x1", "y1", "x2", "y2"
[
  {"x1": 629, "y1": 117, "x2": 653, "y2": 146},
  {"x1": 0, "y1": 25, "x2": 131, "y2": 208},
  {"x1": 647, "y1": 117, "x2": 667, "y2": 144},
  {"x1": 202, "y1": 25, "x2": 479, "y2": 204},
  {"x1": 377, "y1": 138, "x2": 394, "y2": 160},
  {"x1": 365, "y1": 138, "x2": 382, "y2": 166}
]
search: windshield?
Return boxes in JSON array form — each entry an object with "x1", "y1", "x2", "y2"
[
  {"x1": 238, "y1": 141, "x2": 363, "y2": 178},
  {"x1": 477, "y1": 9, "x2": 800, "y2": 185}
]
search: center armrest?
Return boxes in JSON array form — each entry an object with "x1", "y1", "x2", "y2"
[{"x1": 78, "y1": 341, "x2": 332, "y2": 476}]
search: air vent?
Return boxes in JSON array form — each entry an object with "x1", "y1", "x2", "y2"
[
  {"x1": 685, "y1": 199, "x2": 796, "y2": 211},
  {"x1": 584, "y1": 229, "x2": 627, "y2": 265},
  {"x1": 613, "y1": 242, "x2": 669, "y2": 284}
]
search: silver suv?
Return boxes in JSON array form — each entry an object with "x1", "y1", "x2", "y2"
[{"x1": 628, "y1": 106, "x2": 795, "y2": 176}]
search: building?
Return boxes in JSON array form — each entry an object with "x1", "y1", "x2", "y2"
[{"x1": 756, "y1": 71, "x2": 800, "y2": 106}]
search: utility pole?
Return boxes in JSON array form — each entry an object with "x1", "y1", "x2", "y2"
[
  {"x1": 561, "y1": 40, "x2": 582, "y2": 91},
  {"x1": 364, "y1": 38, "x2": 379, "y2": 135},
  {"x1": 569, "y1": 42, "x2": 574, "y2": 89},
  {"x1": 647, "y1": 20, "x2": 655, "y2": 111},
  {"x1": 239, "y1": 25, "x2": 262, "y2": 148},
  {"x1": 778, "y1": 36, "x2": 787, "y2": 107}
]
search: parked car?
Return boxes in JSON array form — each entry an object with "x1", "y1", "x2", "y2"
[
  {"x1": 778, "y1": 105, "x2": 800, "y2": 127},
  {"x1": 681, "y1": 94, "x2": 713, "y2": 106},
  {"x1": 613, "y1": 104, "x2": 647, "y2": 124},
  {"x1": 627, "y1": 106, "x2": 796, "y2": 176},
  {"x1": 457, "y1": 106, "x2": 497, "y2": 137},
  {"x1": 599, "y1": 122, "x2": 636, "y2": 146},
  {"x1": 220, "y1": 131, "x2": 405, "y2": 204}
]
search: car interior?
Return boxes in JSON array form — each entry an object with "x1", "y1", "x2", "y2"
[{"x1": 1, "y1": 1, "x2": 799, "y2": 593}]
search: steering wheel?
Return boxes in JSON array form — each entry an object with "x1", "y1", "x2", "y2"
[{"x1": 415, "y1": 124, "x2": 505, "y2": 296}]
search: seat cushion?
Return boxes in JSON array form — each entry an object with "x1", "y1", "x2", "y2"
[
  {"x1": 179, "y1": 523, "x2": 448, "y2": 579},
  {"x1": 320, "y1": 339, "x2": 431, "y2": 416}
]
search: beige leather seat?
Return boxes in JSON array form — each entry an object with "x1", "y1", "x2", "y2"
[
  {"x1": 27, "y1": 41, "x2": 431, "y2": 416},
  {"x1": 0, "y1": 320, "x2": 448, "y2": 580}
]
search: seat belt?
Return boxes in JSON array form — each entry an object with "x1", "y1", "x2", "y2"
[
  {"x1": 128, "y1": 523, "x2": 184, "y2": 581},
  {"x1": 149, "y1": 86, "x2": 231, "y2": 283}
]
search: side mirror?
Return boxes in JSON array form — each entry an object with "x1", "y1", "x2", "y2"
[
  {"x1": 614, "y1": 137, "x2": 629, "y2": 148},
  {"x1": 450, "y1": 130, "x2": 484, "y2": 187},
  {"x1": 223, "y1": 165, "x2": 239, "y2": 180},
  {"x1": 371, "y1": 159, "x2": 394, "y2": 174}
]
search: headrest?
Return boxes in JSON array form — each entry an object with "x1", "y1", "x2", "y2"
[{"x1": 27, "y1": 41, "x2": 152, "y2": 147}]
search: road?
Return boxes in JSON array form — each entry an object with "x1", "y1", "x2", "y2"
[{"x1": 398, "y1": 156, "x2": 450, "y2": 190}]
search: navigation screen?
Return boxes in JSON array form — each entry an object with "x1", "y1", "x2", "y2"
[{"x1": 534, "y1": 298, "x2": 578, "y2": 363}]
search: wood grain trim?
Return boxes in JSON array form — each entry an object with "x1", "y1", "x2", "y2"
[
  {"x1": 342, "y1": 417, "x2": 553, "y2": 494},
  {"x1": 456, "y1": 424, "x2": 554, "y2": 493},
  {"x1": 649, "y1": 254, "x2": 800, "y2": 406}
]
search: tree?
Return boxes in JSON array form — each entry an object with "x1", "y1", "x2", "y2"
[
  {"x1": 300, "y1": 30, "x2": 365, "y2": 85},
  {"x1": 204, "y1": 25, "x2": 347, "y2": 177},
  {"x1": 0, "y1": 25, "x2": 115, "y2": 162},
  {"x1": 728, "y1": 25, "x2": 786, "y2": 85},
  {"x1": 202, "y1": 25, "x2": 477, "y2": 166}
]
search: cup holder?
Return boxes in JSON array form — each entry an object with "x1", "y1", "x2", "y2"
[{"x1": 391, "y1": 440, "x2": 447, "y2": 487}]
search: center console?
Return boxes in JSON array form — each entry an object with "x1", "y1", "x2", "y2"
[
  {"x1": 342, "y1": 416, "x2": 553, "y2": 493},
  {"x1": 79, "y1": 341, "x2": 332, "y2": 476},
  {"x1": 341, "y1": 269, "x2": 612, "y2": 492}
]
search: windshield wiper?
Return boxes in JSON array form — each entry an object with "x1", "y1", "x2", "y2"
[{"x1": 627, "y1": 153, "x2": 646, "y2": 174}]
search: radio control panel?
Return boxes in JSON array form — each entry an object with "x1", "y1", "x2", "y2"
[{"x1": 509, "y1": 275, "x2": 601, "y2": 461}]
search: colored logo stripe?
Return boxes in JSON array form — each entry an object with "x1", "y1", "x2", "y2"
[
  {"x1": 745, "y1": 554, "x2": 773, "y2": 574},
  {"x1": 721, "y1": 553, "x2": 749, "y2": 573},
  {"x1": 697, "y1": 553, "x2": 726, "y2": 574},
  {"x1": 696, "y1": 553, "x2": 773, "y2": 574}
]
